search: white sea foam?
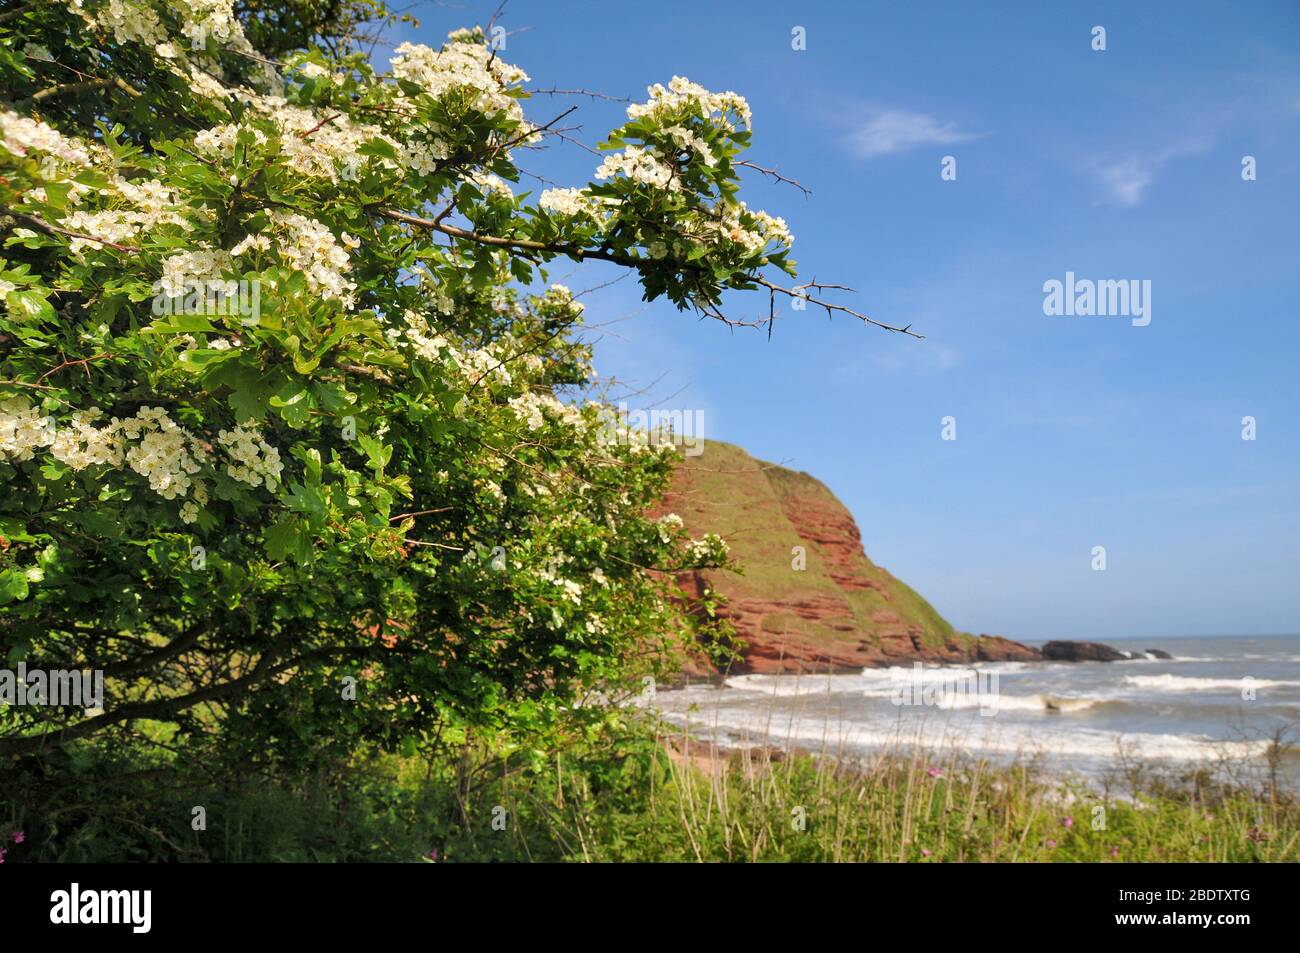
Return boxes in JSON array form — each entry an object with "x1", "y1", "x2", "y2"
[
  {"x1": 658, "y1": 638, "x2": 1300, "y2": 779},
  {"x1": 1123, "y1": 673, "x2": 1300, "y2": 692},
  {"x1": 658, "y1": 702, "x2": 1268, "y2": 764},
  {"x1": 723, "y1": 673, "x2": 863, "y2": 696},
  {"x1": 936, "y1": 693, "x2": 1100, "y2": 713},
  {"x1": 723, "y1": 664, "x2": 1027, "y2": 698}
]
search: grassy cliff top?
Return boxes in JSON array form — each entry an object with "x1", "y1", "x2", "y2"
[{"x1": 665, "y1": 440, "x2": 961, "y2": 653}]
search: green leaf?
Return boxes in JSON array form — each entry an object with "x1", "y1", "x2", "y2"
[
  {"x1": 223, "y1": 366, "x2": 277, "y2": 423},
  {"x1": 143, "y1": 313, "x2": 218, "y2": 334},
  {"x1": 264, "y1": 514, "x2": 314, "y2": 564},
  {"x1": 271, "y1": 384, "x2": 313, "y2": 428},
  {"x1": 356, "y1": 432, "x2": 392, "y2": 473},
  {"x1": 0, "y1": 568, "x2": 30, "y2": 603},
  {"x1": 284, "y1": 481, "x2": 327, "y2": 520}
]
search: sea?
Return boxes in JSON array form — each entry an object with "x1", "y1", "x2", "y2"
[{"x1": 652, "y1": 635, "x2": 1300, "y2": 785}]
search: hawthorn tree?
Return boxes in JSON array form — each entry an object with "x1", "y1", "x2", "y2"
[{"x1": 0, "y1": 0, "x2": 905, "y2": 765}]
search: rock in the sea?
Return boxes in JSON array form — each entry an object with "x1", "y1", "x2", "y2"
[
  {"x1": 1040, "y1": 640, "x2": 1128, "y2": 662},
  {"x1": 1144, "y1": 648, "x2": 1173, "y2": 659},
  {"x1": 975, "y1": 634, "x2": 1042, "y2": 662}
]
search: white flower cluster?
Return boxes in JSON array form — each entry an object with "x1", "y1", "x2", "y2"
[
  {"x1": 470, "y1": 172, "x2": 514, "y2": 201},
  {"x1": 60, "y1": 177, "x2": 192, "y2": 255},
  {"x1": 176, "y1": 0, "x2": 242, "y2": 50},
  {"x1": 0, "y1": 397, "x2": 55, "y2": 463},
  {"x1": 62, "y1": 0, "x2": 280, "y2": 104},
  {"x1": 182, "y1": 65, "x2": 239, "y2": 101},
  {"x1": 656, "y1": 512, "x2": 684, "y2": 543},
  {"x1": 192, "y1": 123, "x2": 268, "y2": 157},
  {"x1": 472, "y1": 477, "x2": 505, "y2": 503},
  {"x1": 594, "y1": 144, "x2": 679, "y2": 191},
  {"x1": 66, "y1": 0, "x2": 166, "y2": 47},
  {"x1": 558, "y1": 579, "x2": 582, "y2": 605},
  {"x1": 665, "y1": 125, "x2": 716, "y2": 166},
  {"x1": 217, "y1": 421, "x2": 283, "y2": 489},
  {"x1": 156, "y1": 222, "x2": 355, "y2": 316},
  {"x1": 537, "y1": 188, "x2": 611, "y2": 222},
  {"x1": 537, "y1": 560, "x2": 584, "y2": 605},
  {"x1": 399, "y1": 139, "x2": 452, "y2": 177},
  {"x1": 592, "y1": 77, "x2": 754, "y2": 197},
  {"x1": 538, "y1": 284, "x2": 585, "y2": 315},
  {"x1": 3, "y1": 400, "x2": 184, "y2": 482},
  {"x1": 3, "y1": 111, "x2": 197, "y2": 260},
  {"x1": 397, "y1": 309, "x2": 453, "y2": 362},
  {"x1": 397, "y1": 310, "x2": 515, "y2": 386},
  {"x1": 710, "y1": 201, "x2": 793, "y2": 255},
  {"x1": 627, "y1": 76, "x2": 752, "y2": 131},
  {"x1": 507, "y1": 391, "x2": 583, "y2": 432},
  {"x1": 1, "y1": 398, "x2": 285, "y2": 522},
  {"x1": 49, "y1": 407, "x2": 126, "y2": 470},
  {"x1": 267, "y1": 211, "x2": 358, "y2": 305},
  {"x1": 295, "y1": 61, "x2": 338, "y2": 83},
  {"x1": 1, "y1": 400, "x2": 208, "y2": 515},
  {"x1": 457, "y1": 345, "x2": 512, "y2": 385},
  {"x1": 115, "y1": 175, "x2": 183, "y2": 213},
  {"x1": 0, "y1": 111, "x2": 93, "y2": 167},
  {"x1": 64, "y1": 0, "x2": 244, "y2": 57},
  {"x1": 229, "y1": 233, "x2": 271, "y2": 256},
  {"x1": 537, "y1": 188, "x2": 584, "y2": 216},
  {"x1": 120, "y1": 406, "x2": 207, "y2": 501},
  {"x1": 159, "y1": 245, "x2": 231, "y2": 297},
  {"x1": 390, "y1": 35, "x2": 529, "y2": 127},
  {"x1": 685, "y1": 533, "x2": 729, "y2": 563},
  {"x1": 507, "y1": 392, "x2": 547, "y2": 431},
  {"x1": 194, "y1": 100, "x2": 419, "y2": 184}
]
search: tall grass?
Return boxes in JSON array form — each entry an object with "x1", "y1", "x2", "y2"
[
  {"x1": 587, "y1": 733, "x2": 1299, "y2": 862},
  {"x1": 5, "y1": 720, "x2": 1296, "y2": 862}
]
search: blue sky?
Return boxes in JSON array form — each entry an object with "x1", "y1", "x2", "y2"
[{"x1": 396, "y1": 1, "x2": 1300, "y2": 641}]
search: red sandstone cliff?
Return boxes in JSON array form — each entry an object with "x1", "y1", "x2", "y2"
[{"x1": 661, "y1": 442, "x2": 1039, "y2": 675}]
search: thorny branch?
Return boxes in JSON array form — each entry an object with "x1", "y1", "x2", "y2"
[{"x1": 378, "y1": 209, "x2": 924, "y2": 338}]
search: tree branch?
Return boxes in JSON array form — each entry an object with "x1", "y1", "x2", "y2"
[
  {"x1": 1, "y1": 208, "x2": 140, "y2": 253},
  {"x1": 377, "y1": 209, "x2": 924, "y2": 338},
  {"x1": 35, "y1": 352, "x2": 110, "y2": 386},
  {"x1": 0, "y1": 648, "x2": 281, "y2": 757},
  {"x1": 101, "y1": 621, "x2": 206, "y2": 678},
  {"x1": 0, "y1": 4, "x2": 33, "y2": 25},
  {"x1": 25, "y1": 76, "x2": 142, "y2": 106},
  {"x1": 735, "y1": 160, "x2": 811, "y2": 198},
  {"x1": 527, "y1": 87, "x2": 632, "y2": 103}
]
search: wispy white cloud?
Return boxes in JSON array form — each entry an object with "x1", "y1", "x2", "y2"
[
  {"x1": 1091, "y1": 157, "x2": 1156, "y2": 207},
  {"x1": 1087, "y1": 139, "x2": 1213, "y2": 207},
  {"x1": 842, "y1": 108, "x2": 981, "y2": 159}
]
